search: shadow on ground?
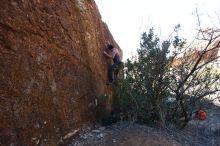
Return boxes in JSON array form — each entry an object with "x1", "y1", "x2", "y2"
[{"x1": 67, "y1": 99, "x2": 220, "y2": 146}]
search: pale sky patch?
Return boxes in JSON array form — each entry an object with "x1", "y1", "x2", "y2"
[{"x1": 94, "y1": 0, "x2": 220, "y2": 60}]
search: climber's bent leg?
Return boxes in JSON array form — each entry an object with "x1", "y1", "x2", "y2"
[{"x1": 107, "y1": 61, "x2": 121, "y2": 84}]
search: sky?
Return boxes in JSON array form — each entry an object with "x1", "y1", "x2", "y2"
[{"x1": 94, "y1": 0, "x2": 220, "y2": 61}]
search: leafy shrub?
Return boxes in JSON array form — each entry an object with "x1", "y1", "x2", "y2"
[{"x1": 112, "y1": 26, "x2": 220, "y2": 127}]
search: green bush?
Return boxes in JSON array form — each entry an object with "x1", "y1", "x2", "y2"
[
  {"x1": 112, "y1": 26, "x2": 220, "y2": 127},
  {"x1": 112, "y1": 28, "x2": 171, "y2": 125}
]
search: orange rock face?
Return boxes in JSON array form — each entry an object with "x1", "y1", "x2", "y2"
[{"x1": 0, "y1": 0, "x2": 121, "y2": 145}]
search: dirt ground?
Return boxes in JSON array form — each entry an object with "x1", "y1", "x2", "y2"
[
  {"x1": 67, "y1": 123, "x2": 181, "y2": 146},
  {"x1": 67, "y1": 101, "x2": 220, "y2": 146}
]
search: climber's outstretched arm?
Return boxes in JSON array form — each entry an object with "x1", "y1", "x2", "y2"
[{"x1": 104, "y1": 51, "x2": 113, "y2": 59}]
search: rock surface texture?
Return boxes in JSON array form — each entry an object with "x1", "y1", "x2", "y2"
[{"x1": 0, "y1": 0, "x2": 121, "y2": 145}]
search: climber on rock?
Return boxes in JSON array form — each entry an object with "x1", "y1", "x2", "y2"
[{"x1": 104, "y1": 44, "x2": 122, "y2": 85}]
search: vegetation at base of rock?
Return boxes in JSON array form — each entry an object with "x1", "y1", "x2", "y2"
[
  {"x1": 108, "y1": 26, "x2": 220, "y2": 128},
  {"x1": 94, "y1": 94, "x2": 119, "y2": 126}
]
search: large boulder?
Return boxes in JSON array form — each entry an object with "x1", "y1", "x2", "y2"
[{"x1": 0, "y1": 0, "x2": 121, "y2": 145}]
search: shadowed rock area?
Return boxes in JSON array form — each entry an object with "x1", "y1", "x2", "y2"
[{"x1": 0, "y1": 0, "x2": 121, "y2": 145}]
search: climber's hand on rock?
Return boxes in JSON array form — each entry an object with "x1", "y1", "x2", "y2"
[
  {"x1": 104, "y1": 51, "x2": 108, "y2": 55},
  {"x1": 104, "y1": 51, "x2": 112, "y2": 59}
]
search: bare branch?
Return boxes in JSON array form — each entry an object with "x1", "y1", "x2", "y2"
[
  {"x1": 196, "y1": 55, "x2": 220, "y2": 70},
  {"x1": 191, "y1": 89, "x2": 220, "y2": 105},
  {"x1": 183, "y1": 67, "x2": 204, "y2": 93},
  {"x1": 195, "y1": 8, "x2": 203, "y2": 37},
  {"x1": 176, "y1": 34, "x2": 220, "y2": 92}
]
